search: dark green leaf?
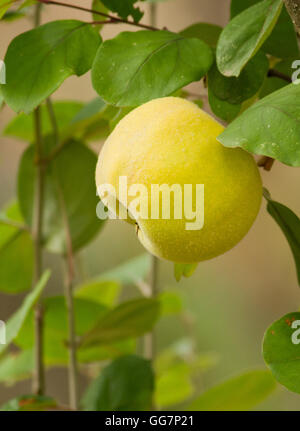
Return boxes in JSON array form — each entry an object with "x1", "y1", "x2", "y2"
[
  {"x1": 0, "y1": 202, "x2": 33, "y2": 293},
  {"x1": 209, "y1": 51, "x2": 268, "y2": 104},
  {"x1": 264, "y1": 194, "x2": 300, "y2": 285},
  {"x1": 217, "y1": 83, "x2": 300, "y2": 166},
  {"x1": 1, "y1": 20, "x2": 101, "y2": 113},
  {"x1": 263, "y1": 312, "x2": 300, "y2": 393},
  {"x1": 174, "y1": 263, "x2": 197, "y2": 282},
  {"x1": 100, "y1": 0, "x2": 145, "y2": 22},
  {"x1": 81, "y1": 354, "x2": 154, "y2": 410},
  {"x1": 217, "y1": 0, "x2": 282, "y2": 77},
  {"x1": 180, "y1": 23, "x2": 222, "y2": 48},
  {"x1": 1, "y1": 395, "x2": 57, "y2": 411},
  {"x1": 3, "y1": 101, "x2": 83, "y2": 142},
  {"x1": 18, "y1": 138, "x2": 103, "y2": 254},
  {"x1": 208, "y1": 86, "x2": 241, "y2": 123},
  {"x1": 230, "y1": 0, "x2": 299, "y2": 59},
  {"x1": 0, "y1": 270, "x2": 50, "y2": 355},
  {"x1": 80, "y1": 297, "x2": 160, "y2": 348},
  {"x1": 92, "y1": 30, "x2": 213, "y2": 106},
  {"x1": 187, "y1": 370, "x2": 276, "y2": 410}
]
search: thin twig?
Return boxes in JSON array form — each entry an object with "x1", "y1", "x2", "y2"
[
  {"x1": 60, "y1": 190, "x2": 78, "y2": 411},
  {"x1": 32, "y1": 2, "x2": 46, "y2": 397},
  {"x1": 37, "y1": 0, "x2": 160, "y2": 31},
  {"x1": 46, "y1": 97, "x2": 78, "y2": 410}
]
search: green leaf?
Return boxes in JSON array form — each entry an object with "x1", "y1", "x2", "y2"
[
  {"x1": 187, "y1": 370, "x2": 276, "y2": 411},
  {"x1": 155, "y1": 362, "x2": 193, "y2": 408},
  {"x1": 174, "y1": 263, "x2": 197, "y2": 282},
  {"x1": 264, "y1": 194, "x2": 300, "y2": 285},
  {"x1": 18, "y1": 138, "x2": 103, "y2": 254},
  {"x1": 208, "y1": 86, "x2": 241, "y2": 123},
  {"x1": 99, "y1": 254, "x2": 151, "y2": 285},
  {"x1": 1, "y1": 395, "x2": 57, "y2": 411},
  {"x1": 0, "y1": 202, "x2": 33, "y2": 293},
  {"x1": 209, "y1": 51, "x2": 268, "y2": 104},
  {"x1": 80, "y1": 297, "x2": 160, "y2": 348},
  {"x1": 100, "y1": 0, "x2": 145, "y2": 22},
  {"x1": 15, "y1": 296, "x2": 108, "y2": 365},
  {"x1": 75, "y1": 280, "x2": 121, "y2": 307},
  {"x1": 1, "y1": 20, "x2": 101, "y2": 113},
  {"x1": 81, "y1": 354, "x2": 154, "y2": 411},
  {"x1": 0, "y1": 270, "x2": 50, "y2": 355},
  {"x1": 217, "y1": 83, "x2": 300, "y2": 166},
  {"x1": 217, "y1": 0, "x2": 283, "y2": 77},
  {"x1": 263, "y1": 312, "x2": 300, "y2": 393},
  {"x1": 3, "y1": 101, "x2": 83, "y2": 142},
  {"x1": 230, "y1": 0, "x2": 299, "y2": 59},
  {"x1": 92, "y1": 30, "x2": 213, "y2": 107},
  {"x1": 180, "y1": 23, "x2": 222, "y2": 48},
  {"x1": 0, "y1": 350, "x2": 33, "y2": 384}
]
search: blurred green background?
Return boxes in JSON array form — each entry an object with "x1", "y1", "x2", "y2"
[{"x1": 1, "y1": 0, "x2": 300, "y2": 410}]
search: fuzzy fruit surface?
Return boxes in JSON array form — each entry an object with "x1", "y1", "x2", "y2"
[{"x1": 96, "y1": 97, "x2": 262, "y2": 263}]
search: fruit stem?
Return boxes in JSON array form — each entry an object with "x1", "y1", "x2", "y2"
[{"x1": 32, "y1": 2, "x2": 46, "y2": 396}]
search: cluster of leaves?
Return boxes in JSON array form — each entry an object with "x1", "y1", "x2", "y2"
[{"x1": 0, "y1": 0, "x2": 300, "y2": 410}]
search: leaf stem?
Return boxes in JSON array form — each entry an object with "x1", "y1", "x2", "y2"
[
  {"x1": 268, "y1": 69, "x2": 292, "y2": 83},
  {"x1": 37, "y1": 0, "x2": 160, "y2": 31}
]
